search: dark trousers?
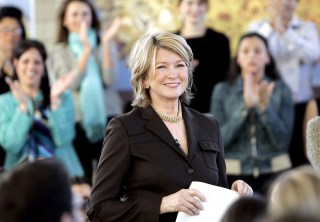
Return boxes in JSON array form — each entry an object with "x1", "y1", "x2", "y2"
[
  {"x1": 73, "y1": 123, "x2": 103, "y2": 184},
  {"x1": 289, "y1": 102, "x2": 310, "y2": 168}
]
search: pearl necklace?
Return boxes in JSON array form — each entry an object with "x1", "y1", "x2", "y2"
[{"x1": 153, "y1": 101, "x2": 183, "y2": 123}]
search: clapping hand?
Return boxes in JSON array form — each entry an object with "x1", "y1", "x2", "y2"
[
  {"x1": 243, "y1": 73, "x2": 275, "y2": 111},
  {"x1": 50, "y1": 73, "x2": 76, "y2": 110},
  {"x1": 5, "y1": 77, "x2": 29, "y2": 112},
  {"x1": 101, "y1": 16, "x2": 121, "y2": 44},
  {"x1": 243, "y1": 73, "x2": 258, "y2": 108},
  {"x1": 267, "y1": 1, "x2": 286, "y2": 33},
  {"x1": 79, "y1": 20, "x2": 91, "y2": 49},
  {"x1": 257, "y1": 80, "x2": 275, "y2": 111}
]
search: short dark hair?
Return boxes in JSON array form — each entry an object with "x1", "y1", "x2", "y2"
[
  {"x1": 0, "y1": 158, "x2": 72, "y2": 222},
  {"x1": 0, "y1": 6, "x2": 26, "y2": 39},
  {"x1": 220, "y1": 194, "x2": 267, "y2": 222}
]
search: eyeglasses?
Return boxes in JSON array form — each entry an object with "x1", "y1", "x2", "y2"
[{"x1": 0, "y1": 26, "x2": 23, "y2": 36}]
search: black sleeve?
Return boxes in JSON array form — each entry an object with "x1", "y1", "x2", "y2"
[{"x1": 87, "y1": 118, "x2": 162, "y2": 222}]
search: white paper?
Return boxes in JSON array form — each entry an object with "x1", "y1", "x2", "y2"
[{"x1": 175, "y1": 181, "x2": 239, "y2": 222}]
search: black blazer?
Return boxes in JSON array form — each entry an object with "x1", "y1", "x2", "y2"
[{"x1": 88, "y1": 105, "x2": 228, "y2": 222}]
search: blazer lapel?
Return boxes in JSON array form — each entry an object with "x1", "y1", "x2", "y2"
[
  {"x1": 182, "y1": 106, "x2": 199, "y2": 160},
  {"x1": 141, "y1": 106, "x2": 187, "y2": 159}
]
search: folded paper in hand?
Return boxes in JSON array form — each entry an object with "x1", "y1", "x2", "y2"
[{"x1": 175, "y1": 181, "x2": 239, "y2": 222}]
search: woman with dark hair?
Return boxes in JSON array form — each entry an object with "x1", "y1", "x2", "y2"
[
  {"x1": 220, "y1": 194, "x2": 267, "y2": 222},
  {"x1": 47, "y1": 0, "x2": 121, "y2": 182},
  {"x1": 210, "y1": 32, "x2": 294, "y2": 195},
  {"x1": 0, "y1": 6, "x2": 26, "y2": 93},
  {"x1": 0, "y1": 39, "x2": 84, "y2": 177},
  {"x1": 0, "y1": 6, "x2": 27, "y2": 166}
]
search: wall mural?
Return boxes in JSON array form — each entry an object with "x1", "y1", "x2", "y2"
[{"x1": 95, "y1": 0, "x2": 320, "y2": 56}]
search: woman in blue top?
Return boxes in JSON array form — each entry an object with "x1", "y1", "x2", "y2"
[
  {"x1": 0, "y1": 39, "x2": 83, "y2": 177},
  {"x1": 210, "y1": 33, "x2": 294, "y2": 195}
]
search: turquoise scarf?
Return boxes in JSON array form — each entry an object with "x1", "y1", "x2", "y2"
[{"x1": 68, "y1": 29, "x2": 106, "y2": 143}]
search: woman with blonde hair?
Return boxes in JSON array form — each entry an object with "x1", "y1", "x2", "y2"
[
  {"x1": 268, "y1": 165, "x2": 320, "y2": 217},
  {"x1": 88, "y1": 32, "x2": 252, "y2": 222}
]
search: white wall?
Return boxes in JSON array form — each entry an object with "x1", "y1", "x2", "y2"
[{"x1": 0, "y1": 0, "x2": 36, "y2": 37}]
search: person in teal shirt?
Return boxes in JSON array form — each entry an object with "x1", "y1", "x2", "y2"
[{"x1": 0, "y1": 39, "x2": 83, "y2": 177}]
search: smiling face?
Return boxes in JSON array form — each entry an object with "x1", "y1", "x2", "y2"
[
  {"x1": 14, "y1": 48, "x2": 44, "y2": 89},
  {"x1": 179, "y1": 0, "x2": 208, "y2": 25},
  {"x1": 63, "y1": 1, "x2": 92, "y2": 33},
  {"x1": 237, "y1": 36, "x2": 270, "y2": 82},
  {"x1": 144, "y1": 48, "x2": 188, "y2": 105}
]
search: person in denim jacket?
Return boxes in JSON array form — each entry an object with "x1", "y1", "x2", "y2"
[
  {"x1": 210, "y1": 32, "x2": 294, "y2": 195},
  {"x1": 248, "y1": 0, "x2": 320, "y2": 169}
]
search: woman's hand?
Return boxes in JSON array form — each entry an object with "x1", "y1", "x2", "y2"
[
  {"x1": 257, "y1": 80, "x2": 275, "y2": 111},
  {"x1": 271, "y1": 16, "x2": 286, "y2": 34},
  {"x1": 50, "y1": 74, "x2": 75, "y2": 110},
  {"x1": 160, "y1": 189, "x2": 205, "y2": 216},
  {"x1": 267, "y1": 2, "x2": 285, "y2": 33},
  {"x1": 231, "y1": 180, "x2": 253, "y2": 196},
  {"x1": 101, "y1": 16, "x2": 121, "y2": 44},
  {"x1": 50, "y1": 74, "x2": 75, "y2": 99},
  {"x1": 243, "y1": 74, "x2": 275, "y2": 110},
  {"x1": 243, "y1": 73, "x2": 258, "y2": 108},
  {"x1": 5, "y1": 77, "x2": 29, "y2": 112},
  {"x1": 50, "y1": 72, "x2": 76, "y2": 110},
  {"x1": 79, "y1": 21, "x2": 91, "y2": 49}
]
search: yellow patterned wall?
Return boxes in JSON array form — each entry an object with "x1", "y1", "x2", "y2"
[
  {"x1": 207, "y1": 0, "x2": 320, "y2": 55},
  {"x1": 96, "y1": 0, "x2": 320, "y2": 56}
]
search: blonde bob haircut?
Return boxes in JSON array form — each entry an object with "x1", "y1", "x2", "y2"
[
  {"x1": 268, "y1": 165, "x2": 320, "y2": 216},
  {"x1": 129, "y1": 32, "x2": 194, "y2": 108}
]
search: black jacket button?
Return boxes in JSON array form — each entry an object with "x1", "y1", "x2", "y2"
[{"x1": 187, "y1": 168, "x2": 194, "y2": 174}]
